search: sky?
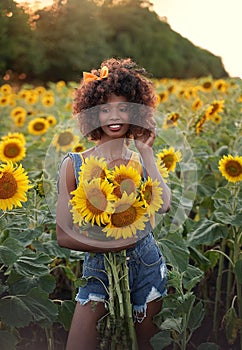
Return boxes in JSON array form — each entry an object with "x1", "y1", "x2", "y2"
[
  {"x1": 152, "y1": 0, "x2": 242, "y2": 78},
  {"x1": 15, "y1": 0, "x2": 242, "y2": 78}
]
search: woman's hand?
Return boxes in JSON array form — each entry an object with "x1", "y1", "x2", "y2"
[{"x1": 134, "y1": 117, "x2": 156, "y2": 154}]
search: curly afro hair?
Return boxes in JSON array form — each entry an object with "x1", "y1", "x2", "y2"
[{"x1": 73, "y1": 58, "x2": 157, "y2": 140}]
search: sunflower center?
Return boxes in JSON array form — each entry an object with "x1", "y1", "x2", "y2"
[
  {"x1": 86, "y1": 189, "x2": 107, "y2": 214},
  {"x1": 33, "y1": 121, "x2": 45, "y2": 131},
  {"x1": 163, "y1": 155, "x2": 174, "y2": 169},
  {"x1": 225, "y1": 160, "x2": 242, "y2": 177},
  {"x1": 3, "y1": 142, "x2": 21, "y2": 158},
  {"x1": 111, "y1": 204, "x2": 137, "y2": 227},
  {"x1": 0, "y1": 172, "x2": 18, "y2": 199},
  {"x1": 143, "y1": 185, "x2": 152, "y2": 204},
  {"x1": 114, "y1": 177, "x2": 136, "y2": 198},
  {"x1": 58, "y1": 132, "x2": 74, "y2": 146},
  {"x1": 91, "y1": 166, "x2": 106, "y2": 180}
]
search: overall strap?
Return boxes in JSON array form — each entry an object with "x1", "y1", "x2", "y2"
[{"x1": 67, "y1": 152, "x2": 83, "y2": 185}]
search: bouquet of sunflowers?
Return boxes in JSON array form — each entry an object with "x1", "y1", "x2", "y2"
[
  {"x1": 69, "y1": 155, "x2": 164, "y2": 349},
  {"x1": 69, "y1": 155, "x2": 163, "y2": 241}
]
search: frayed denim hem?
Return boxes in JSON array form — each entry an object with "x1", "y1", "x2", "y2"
[
  {"x1": 75, "y1": 293, "x2": 106, "y2": 306},
  {"x1": 133, "y1": 287, "x2": 167, "y2": 323}
]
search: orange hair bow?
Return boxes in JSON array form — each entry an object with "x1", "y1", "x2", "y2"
[{"x1": 83, "y1": 66, "x2": 109, "y2": 83}]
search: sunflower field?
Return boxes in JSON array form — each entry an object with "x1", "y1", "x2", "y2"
[{"x1": 0, "y1": 76, "x2": 241, "y2": 350}]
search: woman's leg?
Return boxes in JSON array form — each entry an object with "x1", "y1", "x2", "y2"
[
  {"x1": 135, "y1": 298, "x2": 162, "y2": 350},
  {"x1": 66, "y1": 301, "x2": 107, "y2": 350}
]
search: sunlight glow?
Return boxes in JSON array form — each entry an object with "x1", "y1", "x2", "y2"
[{"x1": 15, "y1": 0, "x2": 54, "y2": 10}]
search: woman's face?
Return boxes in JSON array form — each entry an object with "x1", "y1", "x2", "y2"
[{"x1": 99, "y1": 94, "x2": 130, "y2": 139}]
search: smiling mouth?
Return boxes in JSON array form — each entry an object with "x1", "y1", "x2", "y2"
[{"x1": 108, "y1": 124, "x2": 122, "y2": 131}]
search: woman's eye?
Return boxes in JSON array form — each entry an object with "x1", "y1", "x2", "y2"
[
  {"x1": 101, "y1": 107, "x2": 109, "y2": 113},
  {"x1": 119, "y1": 105, "x2": 128, "y2": 112}
]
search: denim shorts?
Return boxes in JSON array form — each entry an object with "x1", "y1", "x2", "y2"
[{"x1": 76, "y1": 233, "x2": 167, "y2": 322}]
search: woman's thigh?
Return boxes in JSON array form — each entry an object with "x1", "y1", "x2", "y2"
[
  {"x1": 66, "y1": 301, "x2": 107, "y2": 350},
  {"x1": 135, "y1": 298, "x2": 163, "y2": 350}
]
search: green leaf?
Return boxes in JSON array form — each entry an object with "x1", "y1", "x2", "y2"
[
  {"x1": 13, "y1": 252, "x2": 51, "y2": 277},
  {"x1": 212, "y1": 187, "x2": 231, "y2": 201},
  {"x1": 188, "y1": 301, "x2": 204, "y2": 331},
  {"x1": 33, "y1": 240, "x2": 70, "y2": 259},
  {"x1": 0, "y1": 296, "x2": 32, "y2": 327},
  {"x1": 160, "y1": 317, "x2": 183, "y2": 334},
  {"x1": 20, "y1": 288, "x2": 58, "y2": 326},
  {"x1": 159, "y1": 233, "x2": 189, "y2": 272},
  {"x1": 197, "y1": 343, "x2": 219, "y2": 350},
  {"x1": 183, "y1": 265, "x2": 204, "y2": 291},
  {"x1": 74, "y1": 277, "x2": 88, "y2": 288},
  {"x1": 0, "y1": 330, "x2": 19, "y2": 350},
  {"x1": 214, "y1": 210, "x2": 242, "y2": 226},
  {"x1": 175, "y1": 294, "x2": 195, "y2": 316},
  {"x1": 187, "y1": 219, "x2": 226, "y2": 246},
  {"x1": 2, "y1": 237, "x2": 24, "y2": 256},
  {"x1": 58, "y1": 300, "x2": 76, "y2": 331},
  {"x1": 224, "y1": 307, "x2": 239, "y2": 345},
  {"x1": 0, "y1": 246, "x2": 18, "y2": 266},
  {"x1": 189, "y1": 246, "x2": 211, "y2": 271},
  {"x1": 8, "y1": 272, "x2": 56, "y2": 295},
  {"x1": 234, "y1": 260, "x2": 242, "y2": 284},
  {"x1": 150, "y1": 330, "x2": 172, "y2": 350}
]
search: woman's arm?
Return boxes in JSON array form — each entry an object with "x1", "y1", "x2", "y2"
[
  {"x1": 134, "y1": 121, "x2": 172, "y2": 213},
  {"x1": 56, "y1": 157, "x2": 136, "y2": 252}
]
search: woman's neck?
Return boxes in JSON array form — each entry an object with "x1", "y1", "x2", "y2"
[{"x1": 95, "y1": 138, "x2": 131, "y2": 164}]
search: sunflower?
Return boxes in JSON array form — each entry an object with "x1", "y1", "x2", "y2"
[
  {"x1": 103, "y1": 192, "x2": 148, "y2": 240},
  {"x1": 52, "y1": 129, "x2": 79, "y2": 152},
  {"x1": 192, "y1": 98, "x2": 203, "y2": 111},
  {"x1": 156, "y1": 147, "x2": 182, "y2": 172},
  {"x1": 25, "y1": 92, "x2": 38, "y2": 105},
  {"x1": 14, "y1": 115, "x2": 26, "y2": 127},
  {"x1": 79, "y1": 156, "x2": 108, "y2": 182},
  {"x1": 0, "y1": 84, "x2": 12, "y2": 95},
  {"x1": 46, "y1": 114, "x2": 57, "y2": 127},
  {"x1": 207, "y1": 100, "x2": 224, "y2": 119},
  {"x1": 28, "y1": 117, "x2": 49, "y2": 135},
  {"x1": 10, "y1": 106, "x2": 27, "y2": 121},
  {"x1": 218, "y1": 155, "x2": 242, "y2": 183},
  {"x1": 70, "y1": 178, "x2": 115, "y2": 226},
  {"x1": 34, "y1": 86, "x2": 46, "y2": 95},
  {"x1": 211, "y1": 114, "x2": 222, "y2": 124},
  {"x1": 156, "y1": 161, "x2": 169, "y2": 182},
  {"x1": 0, "y1": 95, "x2": 10, "y2": 106},
  {"x1": 41, "y1": 94, "x2": 55, "y2": 108},
  {"x1": 162, "y1": 112, "x2": 179, "y2": 129},
  {"x1": 201, "y1": 80, "x2": 213, "y2": 92},
  {"x1": 140, "y1": 176, "x2": 163, "y2": 216},
  {"x1": 0, "y1": 162, "x2": 31, "y2": 211},
  {"x1": 1, "y1": 132, "x2": 26, "y2": 145},
  {"x1": 214, "y1": 79, "x2": 227, "y2": 92},
  {"x1": 158, "y1": 90, "x2": 169, "y2": 103},
  {"x1": 56, "y1": 80, "x2": 66, "y2": 91},
  {"x1": 109, "y1": 164, "x2": 141, "y2": 198},
  {"x1": 72, "y1": 142, "x2": 86, "y2": 153},
  {"x1": 0, "y1": 138, "x2": 26, "y2": 162},
  {"x1": 18, "y1": 89, "x2": 30, "y2": 100},
  {"x1": 195, "y1": 115, "x2": 206, "y2": 134}
]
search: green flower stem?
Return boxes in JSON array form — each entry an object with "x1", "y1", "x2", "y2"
[
  {"x1": 234, "y1": 231, "x2": 242, "y2": 350},
  {"x1": 226, "y1": 247, "x2": 234, "y2": 310},
  {"x1": 102, "y1": 251, "x2": 138, "y2": 349},
  {"x1": 213, "y1": 238, "x2": 226, "y2": 341},
  {"x1": 120, "y1": 251, "x2": 138, "y2": 350},
  {"x1": 44, "y1": 327, "x2": 54, "y2": 350},
  {"x1": 108, "y1": 252, "x2": 124, "y2": 318}
]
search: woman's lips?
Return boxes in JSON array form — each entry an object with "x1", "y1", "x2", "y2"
[{"x1": 108, "y1": 124, "x2": 122, "y2": 131}]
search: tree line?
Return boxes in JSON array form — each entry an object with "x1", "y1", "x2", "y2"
[{"x1": 0, "y1": 0, "x2": 228, "y2": 83}]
